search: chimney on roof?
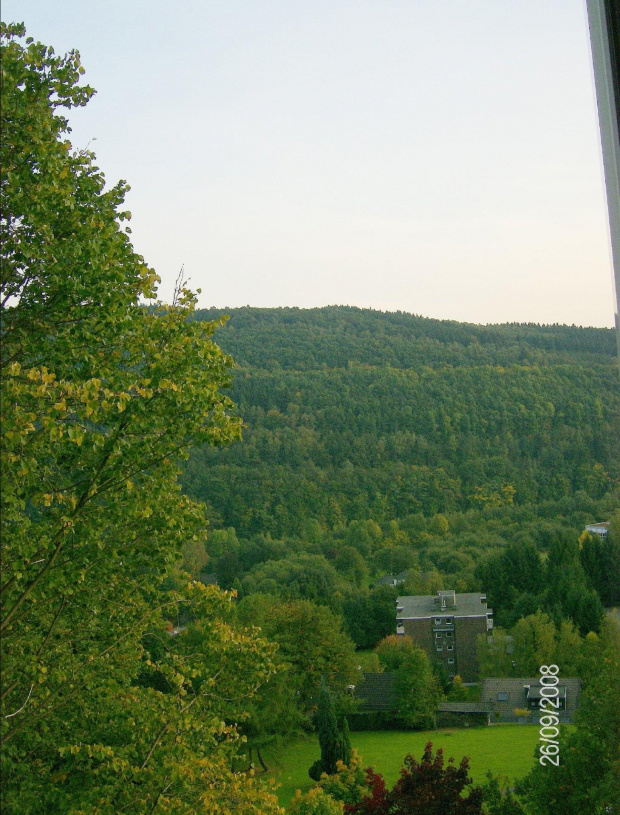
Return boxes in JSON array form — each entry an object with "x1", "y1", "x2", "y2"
[{"x1": 436, "y1": 590, "x2": 456, "y2": 609}]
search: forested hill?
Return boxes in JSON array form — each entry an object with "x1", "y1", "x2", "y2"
[
  {"x1": 193, "y1": 306, "x2": 617, "y2": 370},
  {"x1": 183, "y1": 306, "x2": 619, "y2": 539}
]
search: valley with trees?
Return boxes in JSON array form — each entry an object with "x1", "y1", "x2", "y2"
[{"x1": 2, "y1": 21, "x2": 620, "y2": 815}]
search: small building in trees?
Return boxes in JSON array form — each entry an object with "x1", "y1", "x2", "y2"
[
  {"x1": 585, "y1": 521, "x2": 610, "y2": 538},
  {"x1": 373, "y1": 570, "x2": 410, "y2": 588},
  {"x1": 396, "y1": 590, "x2": 493, "y2": 682}
]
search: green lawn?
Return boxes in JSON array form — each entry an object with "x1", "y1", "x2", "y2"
[{"x1": 266, "y1": 724, "x2": 548, "y2": 809}]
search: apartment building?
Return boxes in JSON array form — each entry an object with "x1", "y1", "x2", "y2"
[{"x1": 396, "y1": 590, "x2": 493, "y2": 682}]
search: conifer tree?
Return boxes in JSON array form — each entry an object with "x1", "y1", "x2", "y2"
[
  {"x1": 317, "y1": 677, "x2": 341, "y2": 776},
  {"x1": 309, "y1": 678, "x2": 352, "y2": 780},
  {"x1": 339, "y1": 714, "x2": 352, "y2": 768}
]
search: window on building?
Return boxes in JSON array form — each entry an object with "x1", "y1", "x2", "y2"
[
  {"x1": 446, "y1": 618, "x2": 453, "y2": 625},
  {"x1": 497, "y1": 692, "x2": 509, "y2": 702},
  {"x1": 446, "y1": 631, "x2": 453, "y2": 637},
  {"x1": 436, "y1": 646, "x2": 443, "y2": 652},
  {"x1": 435, "y1": 618, "x2": 441, "y2": 625},
  {"x1": 448, "y1": 658, "x2": 455, "y2": 664},
  {"x1": 447, "y1": 645, "x2": 454, "y2": 651},
  {"x1": 435, "y1": 633, "x2": 442, "y2": 638}
]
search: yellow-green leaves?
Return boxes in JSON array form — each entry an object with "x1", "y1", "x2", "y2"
[{"x1": 0, "y1": 22, "x2": 275, "y2": 815}]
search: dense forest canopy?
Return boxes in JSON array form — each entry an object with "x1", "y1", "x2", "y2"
[
  {"x1": 192, "y1": 306, "x2": 619, "y2": 369},
  {"x1": 183, "y1": 306, "x2": 619, "y2": 538}
]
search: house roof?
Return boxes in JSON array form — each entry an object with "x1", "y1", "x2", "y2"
[
  {"x1": 481, "y1": 677, "x2": 581, "y2": 701},
  {"x1": 354, "y1": 673, "x2": 396, "y2": 711},
  {"x1": 196, "y1": 573, "x2": 218, "y2": 586},
  {"x1": 396, "y1": 592, "x2": 491, "y2": 619},
  {"x1": 437, "y1": 701, "x2": 491, "y2": 713},
  {"x1": 527, "y1": 684, "x2": 568, "y2": 700},
  {"x1": 374, "y1": 570, "x2": 410, "y2": 587}
]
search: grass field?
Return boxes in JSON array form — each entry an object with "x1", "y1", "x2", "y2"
[{"x1": 266, "y1": 724, "x2": 547, "y2": 809}]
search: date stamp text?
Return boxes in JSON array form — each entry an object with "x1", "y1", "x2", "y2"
[{"x1": 538, "y1": 664, "x2": 560, "y2": 767}]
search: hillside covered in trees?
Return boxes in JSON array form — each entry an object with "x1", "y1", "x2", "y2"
[
  {"x1": 179, "y1": 306, "x2": 620, "y2": 650},
  {"x1": 183, "y1": 306, "x2": 619, "y2": 537}
]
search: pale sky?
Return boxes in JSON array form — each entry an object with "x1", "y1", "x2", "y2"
[{"x1": 3, "y1": 0, "x2": 616, "y2": 326}]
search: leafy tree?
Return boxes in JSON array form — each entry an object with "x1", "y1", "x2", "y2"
[
  {"x1": 335, "y1": 546, "x2": 369, "y2": 587},
  {"x1": 342, "y1": 586, "x2": 398, "y2": 650},
  {"x1": 345, "y1": 742, "x2": 484, "y2": 814},
  {"x1": 402, "y1": 570, "x2": 444, "y2": 596},
  {"x1": 206, "y1": 526, "x2": 240, "y2": 560},
  {"x1": 237, "y1": 596, "x2": 357, "y2": 711},
  {"x1": 476, "y1": 628, "x2": 517, "y2": 678},
  {"x1": 480, "y1": 617, "x2": 589, "y2": 681},
  {"x1": 318, "y1": 748, "x2": 368, "y2": 806},
  {"x1": 433, "y1": 659, "x2": 453, "y2": 694},
  {"x1": 0, "y1": 23, "x2": 280, "y2": 813},
  {"x1": 554, "y1": 620, "x2": 583, "y2": 676},
  {"x1": 232, "y1": 593, "x2": 310, "y2": 761},
  {"x1": 511, "y1": 611, "x2": 556, "y2": 674},
  {"x1": 178, "y1": 537, "x2": 209, "y2": 576},
  {"x1": 345, "y1": 520, "x2": 383, "y2": 558},
  {"x1": 374, "y1": 635, "x2": 442, "y2": 728},
  {"x1": 241, "y1": 663, "x2": 308, "y2": 771},
  {"x1": 516, "y1": 728, "x2": 611, "y2": 815},
  {"x1": 479, "y1": 772, "x2": 525, "y2": 815},
  {"x1": 393, "y1": 646, "x2": 442, "y2": 730},
  {"x1": 447, "y1": 675, "x2": 469, "y2": 701},
  {"x1": 215, "y1": 549, "x2": 243, "y2": 589},
  {"x1": 516, "y1": 619, "x2": 620, "y2": 815},
  {"x1": 242, "y1": 553, "x2": 349, "y2": 611},
  {"x1": 374, "y1": 635, "x2": 418, "y2": 671},
  {"x1": 289, "y1": 787, "x2": 344, "y2": 815},
  {"x1": 371, "y1": 545, "x2": 417, "y2": 576}
]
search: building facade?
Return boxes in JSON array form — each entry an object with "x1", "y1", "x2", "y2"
[{"x1": 396, "y1": 590, "x2": 492, "y2": 682}]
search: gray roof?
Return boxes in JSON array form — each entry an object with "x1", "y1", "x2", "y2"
[
  {"x1": 374, "y1": 570, "x2": 410, "y2": 587},
  {"x1": 527, "y1": 684, "x2": 568, "y2": 700},
  {"x1": 481, "y1": 677, "x2": 581, "y2": 702},
  {"x1": 396, "y1": 591, "x2": 491, "y2": 619},
  {"x1": 354, "y1": 673, "x2": 396, "y2": 711},
  {"x1": 437, "y1": 701, "x2": 491, "y2": 713},
  {"x1": 196, "y1": 573, "x2": 219, "y2": 586}
]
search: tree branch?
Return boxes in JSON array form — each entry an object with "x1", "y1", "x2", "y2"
[{"x1": 3, "y1": 684, "x2": 34, "y2": 719}]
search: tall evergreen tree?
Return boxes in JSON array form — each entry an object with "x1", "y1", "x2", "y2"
[
  {"x1": 339, "y1": 714, "x2": 352, "y2": 768},
  {"x1": 309, "y1": 678, "x2": 352, "y2": 780},
  {"x1": 317, "y1": 677, "x2": 341, "y2": 777}
]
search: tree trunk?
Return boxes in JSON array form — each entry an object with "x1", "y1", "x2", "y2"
[{"x1": 256, "y1": 746, "x2": 269, "y2": 772}]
